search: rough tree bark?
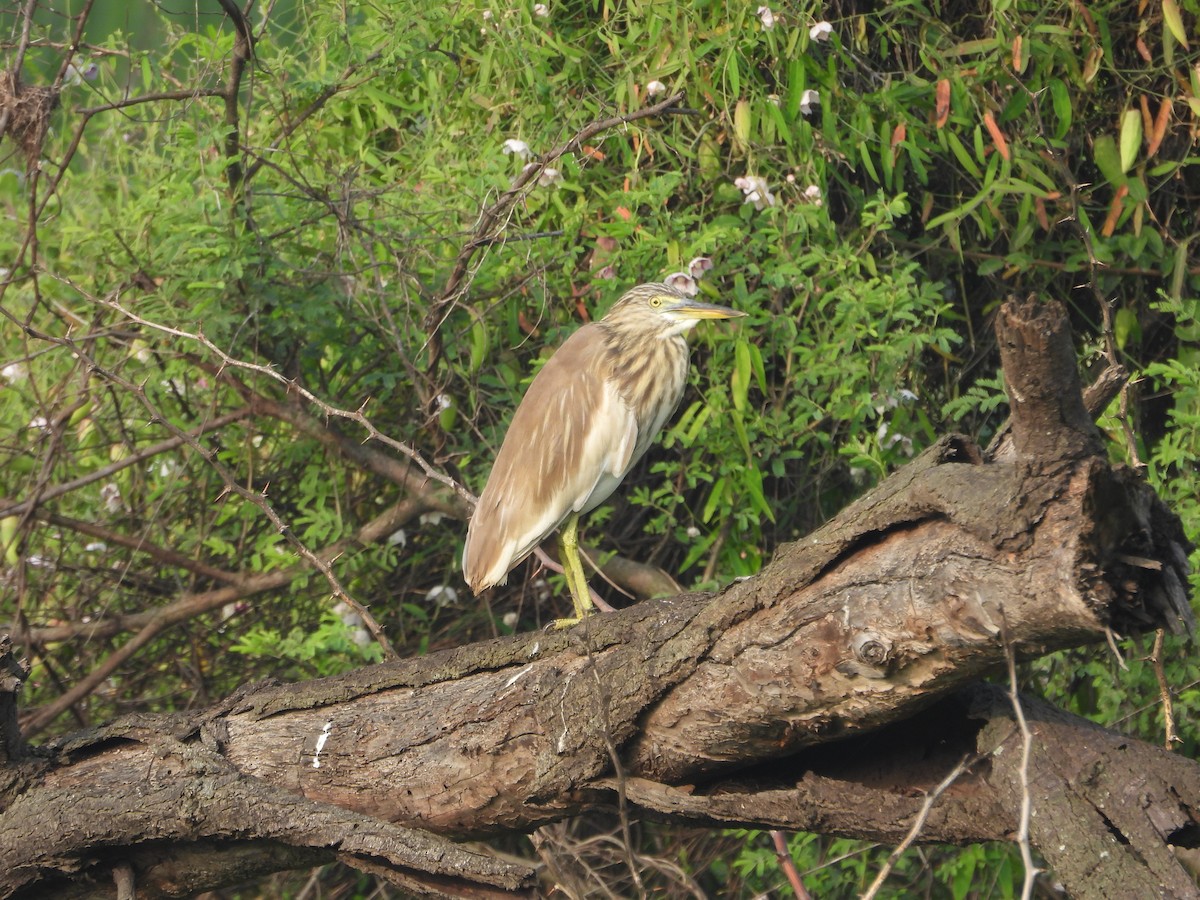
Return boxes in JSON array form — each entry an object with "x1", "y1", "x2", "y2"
[{"x1": 0, "y1": 296, "x2": 1195, "y2": 899}]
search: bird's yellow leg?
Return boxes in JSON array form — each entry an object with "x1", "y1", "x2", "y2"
[{"x1": 554, "y1": 513, "x2": 595, "y2": 627}]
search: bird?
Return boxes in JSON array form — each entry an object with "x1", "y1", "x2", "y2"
[{"x1": 462, "y1": 281, "x2": 746, "y2": 623}]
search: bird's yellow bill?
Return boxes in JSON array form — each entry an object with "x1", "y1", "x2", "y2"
[{"x1": 670, "y1": 299, "x2": 747, "y2": 319}]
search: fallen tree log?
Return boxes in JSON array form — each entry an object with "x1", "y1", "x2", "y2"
[{"x1": 0, "y1": 296, "x2": 1195, "y2": 898}]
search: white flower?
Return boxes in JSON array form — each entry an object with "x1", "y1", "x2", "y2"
[
  {"x1": 877, "y1": 422, "x2": 914, "y2": 456},
  {"x1": 803, "y1": 184, "x2": 823, "y2": 206},
  {"x1": 1, "y1": 362, "x2": 26, "y2": 382},
  {"x1": 502, "y1": 139, "x2": 531, "y2": 159},
  {"x1": 434, "y1": 393, "x2": 453, "y2": 411},
  {"x1": 386, "y1": 529, "x2": 407, "y2": 547},
  {"x1": 64, "y1": 61, "x2": 98, "y2": 86},
  {"x1": 84, "y1": 542, "x2": 108, "y2": 553},
  {"x1": 333, "y1": 601, "x2": 363, "y2": 628},
  {"x1": 664, "y1": 272, "x2": 699, "y2": 296},
  {"x1": 538, "y1": 166, "x2": 563, "y2": 186},
  {"x1": 688, "y1": 256, "x2": 714, "y2": 279},
  {"x1": 419, "y1": 512, "x2": 445, "y2": 527},
  {"x1": 800, "y1": 89, "x2": 820, "y2": 115},
  {"x1": 734, "y1": 175, "x2": 776, "y2": 210},
  {"x1": 533, "y1": 3, "x2": 549, "y2": 17},
  {"x1": 809, "y1": 21, "x2": 833, "y2": 42},
  {"x1": 502, "y1": 611, "x2": 519, "y2": 629},
  {"x1": 646, "y1": 79, "x2": 666, "y2": 97},
  {"x1": 100, "y1": 482, "x2": 124, "y2": 514},
  {"x1": 27, "y1": 416, "x2": 49, "y2": 431},
  {"x1": 482, "y1": 9, "x2": 493, "y2": 19},
  {"x1": 685, "y1": 525, "x2": 701, "y2": 539},
  {"x1": 426, "y1": 585, "x2": 458, "y2": 607},
  {"x1": 757, "y1": 6, "x2": 776, "y2": 30},
  {"x1": 151, "y1": 459, "x2": 179, "y2": 478}
]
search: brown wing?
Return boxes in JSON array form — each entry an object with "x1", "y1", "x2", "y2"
[{"x1": 462, "y1": 324, "x2": 639, "y2": 592}]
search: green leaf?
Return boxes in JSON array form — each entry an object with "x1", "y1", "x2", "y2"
[
  {"x1": 946, "y1": 131, "x2": 983, "y2": 179},
  {"x1": 701, "y1": 476, "x2": 727, "y2": 523},
  {"x1": 1092, "y1": 134, "x2": 1125, "y2": 187},
  {"x1": 1119, "y1": 108, "x2": 1142, "y2": 173},
  {"x1": 733, "y1": 339, "x2": 752, "y2": 412},
  {"x1": 1164, "y1": 0, "x2": 1190, "y2": 49},
  {"x1": 742, "y1": 464, "x2": 775, "y2": 523},
  {"x1": 1115, "y1": 307, "x2": 1141, "y2": 349},
  {"x1": 1048, "y1": 78, "x2": 1072, "y2": 139}
]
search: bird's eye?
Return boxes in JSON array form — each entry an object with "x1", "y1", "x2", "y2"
[{"x1": 649, "y1": 296, "x2": 664, "y2": 308}]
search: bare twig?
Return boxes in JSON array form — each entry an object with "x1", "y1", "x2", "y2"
[
  {"x1": 1005, "y1": 638, "x2": 1039, "y2": 899},
  {"x1": 1149, "y1": 628, "x2": 1180, "y2": 749},
  {"x1": 860, "y1": 757, "x2": 970, "y2": 900},
  {"x1": 769, "y1": 831, "x2": 812, "y2": 900}
]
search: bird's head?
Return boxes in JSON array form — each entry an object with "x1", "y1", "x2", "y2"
[{"x1": 603, "y1": 282, "x2": 747, "y2": 339}]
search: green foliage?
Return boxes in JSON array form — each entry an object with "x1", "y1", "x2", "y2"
[
  {"x1": 716, "y1": 831, "x2": 1024, "y2": 898},
  {"x1": 231, "y1": 609, "x2": 384, "y2": 678}
]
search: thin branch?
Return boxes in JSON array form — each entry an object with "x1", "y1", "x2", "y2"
[
  {"x1": 77, "y1": 88, "x2": 226, "y2": 115},
  {"x1": 0, "y1": 407, "x2": 252, "y2": 519},
  {"x1": 420, "y1": 91, "x2": 693, "y2": 366},
  {"x1": 39, "y1": 510, "x2": 244, "y2": 586},
  {"x1": 49, "y1": 275, "x2": 473, "y2": 507},
  {"x1": 860, "y1": 756, "x2": 970, "y2": 900},
  {"x1": 242, "y1": 51, "x2": 385, "y2": 184},
  {"x1": 214, "y1": 0, "x2": 255, "y2": 198},
  {"x1": 769, "y1": 831, "x2": 812, "y2": 900},
  {"x1": 15, "y1": 494, "x2": 424, "y2": 647},
  {"x1": 1005, "y1": 638, "x2": 1039, "y2": 899},
  {"x1": 1149, "y1": 628, "x2": 1180, "y2": 749},
  {"x1": 18, "y1": 495, "x2": 422, "y2": 735}
]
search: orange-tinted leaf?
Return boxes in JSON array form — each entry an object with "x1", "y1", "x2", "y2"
[
  {"x1": 517, "y1": 310, "x2": 539, "y2": 335},
  {"x1": 614, "y1": 206, "x2": 632, "y2": 221},
  {"x1": 1147, "y1": 96, "x2": 1173, "y2": 159},
  {"x1": 1140, "y1": 95, "x2": 1154, "y2": 135},
  {"x1": 581, "y1": 145, "x2": 606, "y2": 161},
  {"x1": 1072, "y1": 0, "x2": 1099, "y2": 38},
  {"x1": 1012, "y1": 35, "x2": 1024, "y2": 73},
  {"x1": 1101, "y1": 183, "x2": 1129, "y2": 237},
  {"x1": 983, "y1": 110, "x2": 1011, "y2": 161},
  {"x1": 890, "y1": 122, "x2": 907, "y2": 152},
  {"x1": 1135, "y1": 34, "x2": 1152, "y2": 63},
  {"x1": 1034, "y1": 196, "x2": 1051, "y2": 231},
  {"x1": 935, "y1": 79, "x2": 951, "y2": 128}
]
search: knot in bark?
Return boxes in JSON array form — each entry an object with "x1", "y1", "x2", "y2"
[{"x1": 851, "y1": 631, "x2": 893, "y2": 669}]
